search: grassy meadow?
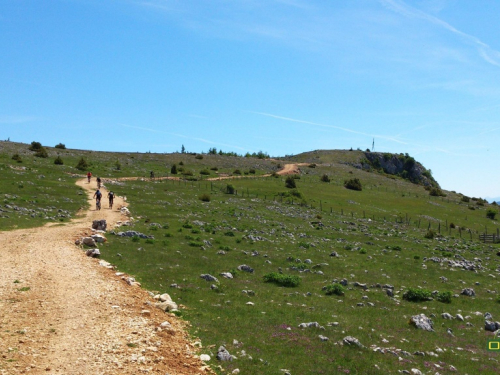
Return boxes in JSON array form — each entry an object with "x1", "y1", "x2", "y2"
[{"x1": 1, "y1": 141, "x2": 500, "y2": 374}]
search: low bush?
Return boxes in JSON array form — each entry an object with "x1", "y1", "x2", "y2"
[
  {"x1": 199, "y1": 169, "x2": 210, "y2": 175},
  {"x1": 285, "y1": 176, "x2": 296, "y2": 189},
  {"x1": 424, "y1": 229, "x2": 436, "y2": 239},
  {"x1": 226, "y1": 184, "x2": 235, "y2": 194},
  {"x1": 210, "y1": 166, "x2": 218, "y2": 171},
  {"x1": 308, "y1": 163, "x2": 316, "y2": 168},
  {"x1": 75, "y1": 157, "x2": 88, "y2": 171},
  {"x1": 486, "y1": 209, "x2": 497, "y2": 220},
  {"x1": 34, "y1": 147, "x2": 48, "y2": 158},
  {"x1": 461, "y1": 196, "x2": 470, "y2": 203},
  {"x1": 449, "y1": 222, "x2": 456, "y2": 228},
  {"x1": 195, "y1": 154, "x2": 203, "y2": 159},
  {"x1": 199, "y1": 193, "x2": 211, "y2": 202},
  {"x1": 249, "y1": 168, "x2": 256, "y2": 174},
  {"x1": 171, "y1": 164, "x2": 178, "y2": 174},
  {"x1": 436, "y1": 291, "x2": 452, "y2": 303},
  {"x1": 28, "y1": 141, "x2": 42, "y2": 151},
  {"x1": 324, "y1": 283, "x2": 345, "y2": 296},
  {"x1": 263, "y1": 272, "x2": 300, "y2": 287},
  {"x1": 55, "y1": 143, "x2": 66, "y2": 149},
  {"x1": 344, "y1": 178, "x2": 362, "y2": 191},
  {"x1": 54, "y1": 156, "x2": 64, "y2": 165},
  {"x1": 429, "y1": 187, "x2": 446, "y2": 197},
  {"x1": 403, "y1": 287, "x2": 432, "y2": 302},
  {"x1": 320, "y1": 174, "x2": 330, "y2": 183},
  {"x1": 11, "y1": 153, "x2": 22, "y2": 163},
  {"x1": 233, "y1": 169, "x2": 242, "y2": 175}
]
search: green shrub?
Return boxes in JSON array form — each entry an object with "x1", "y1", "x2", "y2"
[
  {"x1": 132, "y1": 236, "x2": 140, "y2": 242},
  {"x1": 11, "y1": 153, "x2": 22, "y2": 163},
  {"x1": 298, "y1": 241, "x2": 310, "y2": 249},
  {"x1": 210, "y1": 166, "x2": 218, "y2": 171},
  {"x1": 226, "y1": 184, "x2": 235, "y2": 194},
  {"x1": 414, "y1": 255, "x2": 420, "y2": 260},
  {"x1": 449, "y1": 222, "x2": 456, "y2": 228},
  {"x1": 359, "y1": 248, "x2": 367, "y2": 254},
  {"x1": 324, "y1": 283, "x2": 345, "y2": 296},
  {"x1": 28, "y1": 141, "x2": 43, "y2": 151},
  {"x1": 54, "y1": 156, "x2": 64, "y2": 165},
  {"x1": 496, "y1": 295, "x2": 500, "y2": 304},
  {"x1": 436, "y1": 291, "x2": 452, "y2": 303},
  {"x1": 224, "y1": 231, "x2": 235, "y2": 237},
  {"x1": 263, "y1": 272, "x2": 300, "y2": 287},
  {"x1": 461, "y1": 196, "x2": 470, "y2": 203},
  {"x1": 308, "y1": 163, "x2": 316, "y2": 168},
  {"x1": 55, "y1": 143, "x2": 66, "y2": 149},
  {"x1": 199, "y1": 193, "x2": 211, "y2": 202},
  {"x1": 170, "y1": 164, "x2": 178, "y2": 174},
  {"x1": 145, "y1": 238, "x2": 155, "y2": 244},
  {"x1": 285, "y1": 176, "x2": 296, "y2": 189},
  {"x1": 424, "y1": 229, "x2": 436, "y2": 239},
  {"x1": 320, "y1": 174, "x2": 330, "y2": 183},
  {"x1": 403, "y1": 287, "x2": 432, "y2": 302},
  {"x1": 200, "y1": 169, "x2": 210, "y2": 175},
  {"x1": 34, "y1": 147, "x2": 48, "y2": 158},
  {"x1": 486, "y1": 209, "x2": 497, "y2": 220},
  {"x1": 195, "y1": 154, "x2": 203, "y2": 159},
  {"x1": 429, "y1": 187, "x2": 446, "y2": 197},
  {"x1": 249, "y1": 168, "x2": 256, "y2": 174},
  {"x1": 182, "y1": 170, "x2": 193, "y2": 176},
  {"x1": 344, "y1": 178, "x2": 362, "y2": 191},
  {"x1": 115, "y1": 161, "x2": 121, "y2": 170},
  {"x1": 75, "y1": 157, "x2": 88, "y2": 171},
  {"x1": 233, "y1": 169, "x2": 242, "y2": 175}
]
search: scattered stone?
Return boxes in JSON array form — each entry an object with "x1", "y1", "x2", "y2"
[
  {"x1": 85, "y1": 248, "x2": 100, "y2": 258},
  {"x1": 409, "y1": 314, "x2": 434, "y2": 332},
  {"x1": 456, "y1": 314, "x2": 464, "y2": 321},
  {"x1": 200, "y1": 274, "x2": 218, "y2": 282},
  {"x1": 116, "y1": 231, "x2": 153, "y2": 239},
  {"x1": 461, "y1": 288, "x2": 475, "y2": 297},
  {"x1": 237, "y1": 265, "x2": 254, "y2": 273},
  {"x1": 319, "y1": 335, "x2": 329, "y2": 341},
  {"x1": 216, "y1": 346, "x2": 233, "y2": 361},
  {"x1": 485, "y1": 312, "x2": 493, "y2": 320},
  {"x1": 298, "y1": 322, "x2": 323, "y2": 329},
  {"x1": 441, "y1": 313, "x2": 454, "y2": 320},
  {"x1": 342, "y1": 336, "x2": 363, "y2": 348},
  {"x1": 485, "y1": 321, "x2": 500, "y2": 332},
  {"x1": 220, "y1": 272, "x2": 233, "y2": 279},
  {"x1": 410, "y1": 369, "x2": 423, "y2": 375},
  {"x1": 92, "y1": 219, "x2": 107, "y2": 231},
  {"x1": 82, "y1": 237, "x2": 96, "y2": 247},
  {"x1": 91, "y1": 234, "x2": 107, "y2": 243},
  {"x1": 330, "y1": 251, "x2": 339, "y2": 257},
  {"x1": 200, "y1": 354, "x2": 211, "y2": 362}
]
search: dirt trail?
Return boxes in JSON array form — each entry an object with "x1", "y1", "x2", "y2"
[
  {"x1": 0, "y1": 179, "x2": 211, "y2": 375},
  {"x1": 104, "y1": 163, "x2": 307, "y2": 183}
]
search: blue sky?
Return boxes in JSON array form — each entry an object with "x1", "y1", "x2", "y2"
[{"x1": 1, "y1": 0, "x2": 500, "y2": 200}]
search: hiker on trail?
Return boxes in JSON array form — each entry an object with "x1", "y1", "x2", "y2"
[
  {"x1": 96, "y1": 177, "x2": 101, "y2": 189},
  {"x1": 93, "y1": 189, "x2": 102, "y2": 210},
  {"x1": 108, "y1": 191, "x2": 115, "y2": 209},
  {"x1": 87, "y1": 172, "x2": 92, "y2": 183}
]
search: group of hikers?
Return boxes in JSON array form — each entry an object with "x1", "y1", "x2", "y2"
[{"x1": 87, "y1": 172, "x2": 115, "y2": 211}]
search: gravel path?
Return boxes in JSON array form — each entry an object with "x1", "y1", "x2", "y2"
[{"x1": 0, "y1": 178, "x2": 212, "y2": 375}]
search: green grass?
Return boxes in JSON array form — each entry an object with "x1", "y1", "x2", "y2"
[{"x1": 1, "y1": 141, "x2": 500, "y2": 374}]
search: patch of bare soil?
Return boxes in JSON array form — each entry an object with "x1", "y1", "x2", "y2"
[{"x1": 0, "y1": 178, "x2": 212, "y2": 375}]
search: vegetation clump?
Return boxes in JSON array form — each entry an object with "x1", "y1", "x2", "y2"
[
  {"x1": 344, "y1": 178, "x2": 362, "y2": 191},
  {"x1": 429, "y1": 187, "x2": 446, "y2": 197},
  {"x1": 436, "y1": 291, "x2": 452, "y2": 303},
  {"x1": 486, "y1": 209, "x2": 497, "y2": 220},
  {"x1": 199, "y1": 193, "x2": 211, "y2": 202},
  {"x1": 403, "y1": 287, "x2": 432, "y2": 302},
  {"x1": 54, "y1": 156, "x2": 64, "y2": 165},
  {"x1": 55, "y1": 143, "x2": 66, "y2": 149},
  {"x1": 28, "y1": 141, "x2": 43, "y2": 151},
  {"x1": 285, "y1": 176, "x2": 296, "y2": 189},
  {"x1": 424, "y1": 229, "x2": 436, "y2": 239},
  {"x1": 170, "y1": 164, "x2": 178, "y2": 174},
  {"x1": 34, "y1": 147, "x2": 48, "y2": 158},
  {"x1": 320, "y1": 174, "x2": 330, "y2": 183},
  {"x1": 263, "y1": 272, "x2": 300, "y2": 287},
  {"x1": 75, "y1": 157, "x2": 88, "y2": 171},
  {"x1": 11, "y1": 153, "x2": 22, "y2": 163},
  {"x1": 324, "y1": 283, "x2": 345, "y2": 296},
  {"x1": 226, "y1": 184, "x2": 235, "y2": 194}
]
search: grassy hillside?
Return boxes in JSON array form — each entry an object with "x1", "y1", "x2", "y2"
[{"x1": 1, "y1": 141, "x2": 500, "y2": 374}]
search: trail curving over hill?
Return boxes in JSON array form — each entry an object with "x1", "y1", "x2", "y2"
[{"x1": 0, "y1": 179, "x2": 211, "y2": 375}]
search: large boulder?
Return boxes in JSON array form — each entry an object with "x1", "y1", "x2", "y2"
[
  {"x1": 485, "y1": 321, "x2": 500, "y2": 332},
  {"x1": 200, "y1": 274, "x2": 218, "y2": 282},
  {"x1": 216, "y1": 346, "x2": 233, "y2": 361},
  {"x1": 82, "y1": 237, "x2": 96, "y2": 247},
  {"x1": 155, "y1": 300, "x2": 178, "y2": 312},
  {"x1": 91, "y1": 234, "x2": 107, "y2": 243},
  {"x1": 342, "y1": 336, "x2": 363, "y2": 348},
  {"x1": 461, "y1": 288, "x2": 475, "y2": 297},
  {"x1": 85, "y1": 249, "x2": 101, "y2": 258},
  {"x1": 409, "y1": 314, "x2": 434, "y2": 332},
  {"x1": 92, "y1": 220, "x2": 107, "y2": 231}
]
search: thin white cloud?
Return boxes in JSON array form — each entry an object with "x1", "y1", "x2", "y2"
[
  {"x1": 119, "y1": 123, "x2": 249, "y2": 151},
  {"x1": 249, "y1": 111, "x2": 408, "y2": 145},
  {"x1": 380, "y1": 0, "x2": 500, "y2": 67},
  {"x1": 0, "y1": 115, "x2": 38, "y2": 124}
]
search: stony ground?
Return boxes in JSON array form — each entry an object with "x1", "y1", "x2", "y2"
[{"x1": 0, "y1": 178, "x2": 212, "y2": 375}]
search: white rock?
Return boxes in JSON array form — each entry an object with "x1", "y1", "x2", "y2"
[{"x1": 200, "y1": 354, "x2": 211, "y2": 362}]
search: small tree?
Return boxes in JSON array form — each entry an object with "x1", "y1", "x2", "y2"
[
  {"x1": 344, "y1": 178, "x2": 362, "y2": 191},
  {"x1": 28, "y1": 141, "x2": 42, "y2": 151},
  {"x1": 55, "y1": 143, "x2": 66, "y2": 149},
  {"x1": 181, "y1": 145, "x2": 185, "y2": 154},
  {"x1": 320, "y1": 174, "x2": 330, "y2": 183},
  {"x1": 171, "y1": 164, "x2": 178, "y2": 174},
  {"x1": 54, "y1": 156, "x2": 64, "y2": 165},
  {"x1": 75, "y1": 157, "x2": 88, "y2": 171},
  {"x1": 11, "y1": 153, "x2": 22, "y2": 163},
  {"x1": 285, "y1": 176, "x2": 296, "y2": 189},
  {"x1": 226, "y1": 184, "x2": 235, "y2": 194},
  {"x1": 486, "y1": 209, "x2": 497, "y2": 220},
  {"x1": 34, "y1": 147, "x2": 48, "y2": 158}
]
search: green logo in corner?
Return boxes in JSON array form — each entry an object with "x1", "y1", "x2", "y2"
[{"x1": 488, "y1": 340, "x2": 500, "y2": 351}]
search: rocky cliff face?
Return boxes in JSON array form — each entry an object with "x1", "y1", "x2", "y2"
[{"x1": 362, "y1": 152, "x2": 439, "y2": 187}]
